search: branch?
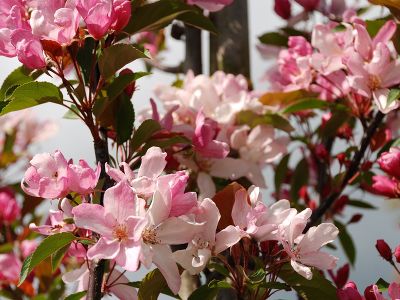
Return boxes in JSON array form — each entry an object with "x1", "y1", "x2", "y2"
[
  {"x1": 184, "y1": 25, "x2": 202, "y2": 75},
  {"x1": 306, "y1": 111, "x2": 384, "y2": 230}
]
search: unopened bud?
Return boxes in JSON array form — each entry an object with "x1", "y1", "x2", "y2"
[
  {"x1": 394, "y1": 245, "x2": 400, "y2": 263},
  {"x1": 376, "y1": 239, "x2": 393, "y2": 262}
]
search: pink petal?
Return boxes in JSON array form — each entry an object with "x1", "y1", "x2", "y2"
[
  {"x1": 232, "y1": 189, "x2": 251, "y2": 229},
  {"x1": 291, "y1": 259, "x2": 312, "y2": 279},
  {"x1": 152, "y1": 244, "x2": 181, "y2": 294},
  {"x1": 214, "y1": 225, "x2": 242, "y2": 254},
  {"x1": 108, "y1": 270, "x2": 138, "y2": 300},
  {"x1": 372, "y1": 20, "x2": 397, "y2": 49},
  {"x1": 297, "y1": 223, "x2": 339, "y2": 253},
  {"x1": 138, "y1": 147, "x2": 167, "y2": 179},
  {"x1": 72, "y1": 203, "x2": 113, "y2": 237},
  {"x1": 156, "y1": 217, "x2": 202, "y2": 245},
  {"x1": 87, "y1": 237, "x2": 121, "y2": 260},
  {"x1": 299, "y1": 251, "x2": 338, "y2": 270},
  {"x1": 104, "y1": 181, "x2": 136, "y2": 223}
]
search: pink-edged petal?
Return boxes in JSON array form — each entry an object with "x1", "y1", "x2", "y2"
[
  {"x1": 169, "y1": 192, "x2": 198, "y2": 217},
  {"x1": 291, "y1": 259, "x2": 312, "y2": 280},
  {"x1": 156, "y1": 217, "x2": 202, "y2": 244},
  {"x1": 114, "y1": 240, "x2": 141, "y2": 272},
  {"x1": 299, "y1": 251, "x2": 338, "y2": 270},
  {"x1": 354, "y1": 23, "x2": 373, "y2": 61},
  {"x1": 196, "y1": 198, "x2": 220, "y2": 243},
  {"x1": 87, "y1": 237, "x2": 120, "y2": 260},
  {"x1": 380, "y1": 60, "x2": 400, "y2": 88},
  {"x1": 251, "y1": 224, "x2": 278, "y2": 242},
  {"x1": 147, "y1": 180, "x2": 172, "y2": 226},
  {"x1": 373, "y1": 88, "x2": 400, "y2": 114},
  {"x1": 106, "y1": 163, "x2": 126, "y2": 182},
  {"x1": 288, "y1": 208, "x2": 312, "y2": 246},
  {"x1": 388, "y1": 282, "x2": 400, "y2": 299},
  {"x1": 232, "y1": 189, "x2": 251, "y2": 229},
  {"x1": 172, "y1": 246, "x2": 204, "y2": 275},
  {"x1": 214, "y1": 225, "x2": 242, "y2": 254},
  {"x1": 297, "y1": 223, "x2": 339, "y2": 253},
  {"x1": 372, "y1": 20, "x2": 397, "y2": 49},
  {"x1": 72, "y1": 203, "x2": 113, "y2": 237},
  {"x1": 104, "y1": 181, "x2": 136, "y2": 223},
  {"x1": 152, "y1": 244, "x2": 181, "y2": 294},
  {"x1": 138, "y1": 147, "x2": 167, "y2": 179}
]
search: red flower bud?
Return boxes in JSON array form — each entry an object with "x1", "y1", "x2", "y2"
[
  {"x1": 119, "y1": 68, "x2": 136, "y2": 97},
  {"x1": 375, "y1": 239, "x2": 393, "y2": 262},
  {"x1": 337, "y1": 153, "x2": 347, "y2": 165},
  {"x1": 394, "y1": 245, "x2": 400, "y2": 263},
  {"x1": 348, "y1": 214, "x2": 363, "y2": 224},
  {"x1": 274, "y1": 0, "x2": 291, "y2": 19}
]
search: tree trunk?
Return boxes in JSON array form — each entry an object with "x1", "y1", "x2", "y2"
[
  {"x1": 209, "y1": 0, "x2": 250, "y2": 78},
  {"x1": 184, "y1": 25, "x2": 203, "y2": 75}
]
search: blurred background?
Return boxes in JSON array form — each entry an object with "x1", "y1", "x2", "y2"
[{"x1": 0, "y1": 1, "x2": 398, "y2": 299}]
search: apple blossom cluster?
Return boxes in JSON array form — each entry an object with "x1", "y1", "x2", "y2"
[
  {"x1": 21, "y1": 147, "x2": 339, "y2": 297},
  {"x1": 146, "y1": 71, "x2": 289, "y2": 198},
  {"x1": 265, "y1": 18, "x2": 400, "y2": 113},
  {"x1": 0, "y1": 0, "x2": 131, "y2": 68}
]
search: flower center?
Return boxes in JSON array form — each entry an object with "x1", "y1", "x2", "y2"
[
  {"x1": 142, "y1": 227, "x2": 159, "y2": 245},
  {"x1": 113, "y1": 224, "x2": 129, "y2": 241},
  {"x1": 368, "y1": 75, "x2": 381, "y2": 90}
]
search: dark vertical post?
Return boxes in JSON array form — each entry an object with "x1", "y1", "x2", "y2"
[
  {"x1": 184, "y1": 25, "x2": 203, "y2": 75},
  {"x1": 209, "y1": 0, "x2": 250, "y2": 78}
]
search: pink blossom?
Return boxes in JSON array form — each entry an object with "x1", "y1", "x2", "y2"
[
  {"x1": 0, "y1": 253, "x2": 21, "y2": 282},
  {"x1": 22, "y1": 150, "x2": 69, "y2": 199},
  {"x1": 110, "y1": 0, "x2": 131, "y2": 32},
  {"x1": 106, "y1": 147, "x2": 167, "y2": 198},
  {"x1": 10, "y1": 29, "x2": 46, "y2": 69},
  {"x1": 371, "y1": 175, "x2": 398, "y2": 198},
  {"x1": 136, "y1": 179, "x2": 203, "y2": 294},
  {"x1": 193, "y1": 110, "x2": 229, "y2": 159},
  {"x1": 67, "y1": 160, "x2": 101, "y2": 195},
  {"x1": 187, "y1": 0, "x2": 233, "y2": 12},
  {"x1": 72, "y1": 181, "x2": 145, "y2": 272},
  {"x1": 0, "y1": 187, "x2": 20, "y2": 224},
  {"x1": 172, "y1": 198, "x2": 243, "y2": 275},
  {"x1": 76, "y1": 0, "x2": 131, "y2": 40},
  {"x1": 346, "y1": 43, "x2": 400, "y2": 114},
  {"x1": 232, "y1": 187, "x2": 295, "y2": 241},
  {"x1": 377, "y1": 147, "x2": 400, "y2": 179},
  {"x1": 136, "y1": 32, "x2": 159, "y2": 57},
  {"x1": 30, "y1": 198, "x2": 75, "y2": 235},
  {"x1": 158, "y1": 171, "x2": 198, "y2": 217},
  {"x1": 0, "y1": 0, "x2": 30, "y2": 57},
  {"x1": 279, "y1": 208, "x2": 339, "y2": 279},
  {"x1": 29, "y1": 0, "x2": 80, "y2": 45}
]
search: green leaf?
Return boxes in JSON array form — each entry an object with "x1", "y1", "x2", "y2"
[
  {"x1": 130, "y1": 119, "x2": 162, "y2": 152},
  {"x1": 258, "y1": 32, "x2": 288, "y2": 46},
  {"x1": 138, "y1": 269, "x2": 177, "y2": 300},
  {"x1": 125, "y1": 0, "x2": 205, "y2": 35},
  {"x1": 0, "y1": 66, "x2": 42, "y2": 100},
  {"x1": 51, "y1": 243, "x2": 71, "y2": 272},
  {"x1": 19, "y1": 232, "x2": 77, "y2": 285},
  {"x1": 115, "y1": 95, "x2": 135, "y2": 144},
  {"x1": 248, "y1": 268, "x2": 266, "y2": 283},
  {"x1": 282, "y1": 98, "x2": 328, "y2": 114},
  {"x1": 141, "y1": 135, "x2": 190, "y2": 153},
  {"x1": 63, "y1": 105, "x2": 80, "y2": 119},
  {"x1": 259, "y1": 281, "x2": 291, "y2": 291},
  {"x1": 64, "y1": 291, "x2": 87, "y2": 300},
  {"x1": 348, "y1": 199, "x2": 376, "y2": 209},
  {"x1": 99, "y1": 44, "x2": 147, "y2": 79},
  {"x1": 387, "y1": 88, "x2": 400, "y2": 108},
  {"x1": 208, "y1": 262, "x2": 230, "y2": 277},
  {"x1": 0, "y1": 82, "x2": 63, "y2": 116},
  {"x1": 188, "y1": 280, "x2": 231, "y2": 300},
  {"x1": 376, "y1": 278, "x2": 390, "y2": 292},
  {"x1": 334, "y1": 220, "x2": 356, "y2": 266},
  {"x1": 107, "y1": 71, "x2": 150, "y2": 99},
  {"x1": 176, "y1": 11, "x2": 217, "y2": 34},
  {"x1": 275, "y1": 154, "x2": 290, "y2": 195},
  {"x1": 290, "y1": 159, "x2": 309, "y2": 202},
  {"x1": 279, "y1": 263, "x2": 337, "y2": 300},
  {"x1": 366, "y1": 19, "x2": 388, "y2": 37},
  {"x1": 237, "y1": 110, "x2": 294, "y2": 132}
]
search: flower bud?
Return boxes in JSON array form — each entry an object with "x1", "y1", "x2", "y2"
[
  {"x1": 274, "y1": 0, "x2": 291, "y2": 19},
  {"x1": 348, "y1": 214, "x2": 363, "y2": 224},
  {"x1": 119, "y1": 68, "x2": 136, "y2": 97},
  {"x1": 376, "y1": 239, "x2": 392, "y2": 262}
]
